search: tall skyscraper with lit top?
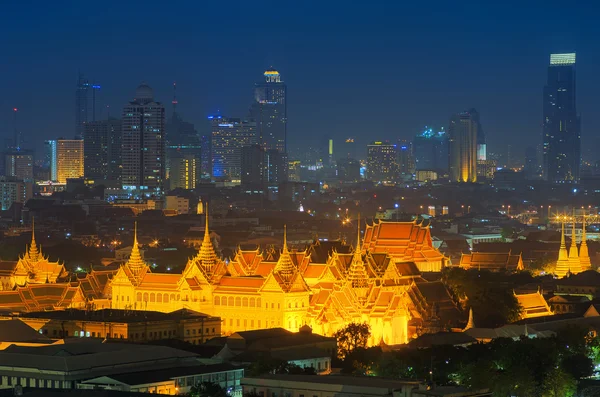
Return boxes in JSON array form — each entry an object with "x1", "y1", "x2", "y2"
[
  {"x1": 251, "y1": 68, "x2": 287, "y2": 153},
  {"x1": 121, "y1": 83, "x2": 165, "y2": 194},
  {"x1": 543, "y1": 53, "x2": 580, "y2": 182},
  {"x1": 448, "y1": 111, "x2": 478, "y2": 183}
]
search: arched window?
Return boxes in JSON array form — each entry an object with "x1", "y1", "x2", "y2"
[
  {"x1": 288, "y1": 303, "x2": 291, "y2": 308},
  {"x1": 228, "y1": 297, "x2": 234, "y2": 306},
  {"x1": 157, "y1": 294, "x2": 162, "y2": 303},
  {"x1": 235, "y1": 297, "x2": 241, "y2": 306},
  {"x1": 214, "y1": 296, "x2": 220, "y2": 305},
  {"x1": 243, "y1": 297, "x2": 248, "y2": 307},
  {"x1": 170, "y1": 294, "x2": 175, "y2": 302},
  {"x1": 143, "y1": 293, "x2": 149, "y2": 302},
  {"x1": 177, "y1": 294, "x2": 180, "y2": 301},
  {"x1": 250, "y1": 298, "x2": 255, "y2": 307},
  {"x1": 257, "y1": 298, "x2": 261, "y2": 307},
  {"x1": 136, "y1": 292, "x2": 142, "y2": 302},
  {"x1": 221, "y1": 297, "x2": 227, "y2": 306},
  {"x1": 295, "y1": 302, "x2": 298, "y2": 308},
  {"x1": 302, "y1": 302, "x2": 304, "y2": 308},
  {"x1": 164, "y1": 293, "x2": 169, "y2": 303},
  {"x1": 150, "y1": 293, "x2": 155, "y2": 302}
]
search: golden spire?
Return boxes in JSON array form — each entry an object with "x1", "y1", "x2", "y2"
[
  {"x1": 580, "y1": 213, "x2": 591, "y2": 271},
  {"x1": 127, "y1": 221, "x2": 145, "y2": 274},
  {"x1": 464, "y1": 307, "x2": 475, "y2": 331},
  {"x1": 197, "y1": 202, "x2": 218, "y2": 276},
  {"x1": 569, "y1": 211, "x2": 581, "y2": 274},
  {"x1": 556, "y1": 219, "x2": 570, "y2": 278},
  {"x1": 274, "y1": 225, "x2": 295, "y2": 281},
  {"x1": 348, "y1": 215, "x2": 369, "y2": 289},
  {"x1": 28, "y1": 217, "x2": 39, "y2": 262}
]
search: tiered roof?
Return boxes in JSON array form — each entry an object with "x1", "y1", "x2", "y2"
[
  {"x1": 460, "y1": 252, "x2": 524, "y2": 271},
  {"x1": 514, "y1": 290, "x2": 553, "y2": 319}
]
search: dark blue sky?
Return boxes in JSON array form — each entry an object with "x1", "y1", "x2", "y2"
[{"x1": 1, "y1": 0, "x2": 599, "y2": 162}]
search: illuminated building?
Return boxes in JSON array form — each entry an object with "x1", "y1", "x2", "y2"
[
  {"x1": 514, "y1": 291, "x2": 553, "y2": 319},
  {"x1": 413, "y1": 127, "x2": 448, "y2": 173},
  {"x1": 211, "y1": 117, "x2": 257, "y2": 181},
  {"x1": 366, "y1": 141, "x2": 398, "y2": 183},
  {"x1": 448, "y1": 111, "x2": 478, "y2": 183},
  {"x1": 121, "y1": 82, "x2": 166, "y2": 194},
  {"x1": 336, "y1": 158, "x2": 361, "y2": 182},
  {"x1": 470, "y1": 108, "x2": 486, "y2": 161},
  {"x1": 4, "y1": 150, "x2": 33, "y2": 181},
  {"x1": 288, "y1": 160, "x2": 301, "y2": 182},
  {"x1": 543, "y1": 53, "x2": 580, "y2": 182},
  {"x1": 46, "y1": 139, "x2": 84, "y2": 183},
  {"x1": 476, "y1": 159, "x2": 497, "y2": 179},
  {"x1": 109, "y1": 212, "x2": 454, "y2": 346},
  {"x1": 165, "y1": 195, "x2": 190, "y2": 215},
  {"x1": 415, "y1": 170, "x2": 437, "y2": 182},
  {"x1": 0, "y1": 176, "x2": 32, "y2": 210},
  {"x1": 0, "y1": 222, "x2": 66, "y2": 289},
  {"x1": 555, "y1": 218, "x2": 588, "y2": 277},
  {"x1": 250, "y1": 68, "x2": 287, "y2": 154},
  {"x1": 459, "y1": 252, "x2": 524, "y2": 272},
  {"x1": 169, "y1": 153, "x2": 197, "y2": 190},
  {"x1": 84, "y1": 119, "x2": 122, "y2": 182},
  {"x1": 342, "y1": 137, "x2": 357, "y2": 160},
  {"x1": 397, "y1": 140, "x2": 415, "y2": 176},
  {"x1": 319, "y1": 137, "x2": 334, "y2": 167}
]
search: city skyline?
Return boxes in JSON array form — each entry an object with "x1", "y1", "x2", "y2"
[{"x1": 2, "y1": 1, "x2": 600, "y2": 164}]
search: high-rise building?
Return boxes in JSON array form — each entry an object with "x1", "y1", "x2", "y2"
[
  {"x1": 543, "y1": 53, "x2": 580, "y2": 182},
  {"x1": 250, "y1": 68, "x2": 287, "y2": 154},
  {"x1": 0, "y1": 176, "x2": 32, "y2": 210},
  {"x1": 169, "y1": 153, "x2": 197, "y2": 190},
  {"x1": 241, "y1": 144, "x2": 265, "y2": 192},
  {"x1": 469, "y1": 109, "x2": 486, "y2": 161},
  {"x1": 211, "y1": 117, "x2": 257, "y2": 181},
  {"x1": 4, "y1": 150, "x2": 33, "y2": 181},
  {"x1": 200, "y1": 134, "x2": 211, "y2": 181},
  {"x1": 336, "y1": 158, "x2": 361, "y2": 182},
  {"x1": 265, "y1": 149, "x2": 288, "y2": 185},
  {"x1": 397, "y1": 140, "x2": 415, "y2": 176},
  {"x1": 413, "y1": 127, "x2": 448, "y2": 173},
  {"x1": 366, "y1": 141, "x2": 398, "y2": 183},
  {"x1": 75, "y1": 73, "x2": 101, "y2": 139},
  {"x1": 524, "y1": 146, "x2": 540, "y2": 180},
  {"x1": 341, "y1": 138, "x2": 357, "y2": 160},
  {"x1": 448, "y1": 111, "x2": 478, "y2": 183},
  {"x1": 121, "y1": 83, "x2": 166, "y2": 194},
  {"x1": 84, "y1": 119, "x2": 122, "y2": 182},
  {"x1": 47, "y1": 139, "x2": 84, "y2": 183},
  {"x1": 318, "y1": 137, "x2": 334, "y2": 167}
]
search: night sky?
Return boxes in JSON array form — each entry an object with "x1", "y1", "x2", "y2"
[{"x1": 1, "y1": 1, "x2": 599, "y2": 162}]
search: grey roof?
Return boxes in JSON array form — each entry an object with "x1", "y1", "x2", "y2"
[
  {"x1": 0, "y1": 319, "x2": 52, "y2": 343},
  {"x1": 12, "y1": 308, "x2": 218, "y2": 323},
  {"x1": 242, "y1": 374, "x2": 420, "y2": 389}
]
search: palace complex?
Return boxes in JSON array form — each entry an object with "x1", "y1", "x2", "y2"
[{"x1": 556, "y1": 218, "x2": 592, "y2": 278}]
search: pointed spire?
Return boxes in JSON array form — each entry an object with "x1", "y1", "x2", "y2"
[
  {"x1": 127, "y1": 221, "x2": 145, "y2": 275},
  {"x1": 197, "y1": 202, "x2": 219, "y2": 277},
  {"x1": 556, "y1": 219, "x2": 570, "y2": 278},
  {"x1": 569, "y1": 211, "x2": 581, "y2": 274},
  {"x1": 464, "y1": 308, "x2": 475, "y2": 330},
  {"x1": 29, "y1": 217, "x2": 39, "y2": 262},
  {"x1": 274, "y1": 225, "x2": 295, "y2": 281},
  {"x1": 580, "y1": 213, "x2": 592, "y2": 271},
  {"x1": 348, "y1": 215, "x2": 369, "y2": 290}
]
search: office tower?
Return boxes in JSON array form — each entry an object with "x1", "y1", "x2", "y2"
[
  {"x1": 75, "y1": 74, "x2": 90, "y2": 139},
  {"x1": 250, "y1": 68, "x2": 287, "y2": 153},
  {"x1": 210, "y1": 117, "x2": 257, "y2": 181},
  {"x1": 265, "y1": 149, "x2": 288, "y2": 185},
  {"x1": 166, "y1": 83, "x2": 201, "y2": 186},
  {"x1": 366, "y1": 141, "x2": 398, "y2": 182},
  {"x1": 524, "y1": 146, "x2": 539, "y2": 179},
  {"x1": 397, "y1": 140, "x2": 415, "y2": 175},
  {"x1": 84, "y1": 119, "x2": 122, "y2": 182},
  {"x1": 319, "y1": 137, "x2": 334, "y2": 167},
  {"x1": 337, "y1": 158, "x2": 361, "y2": 182},
  {"x1": 121, "y1": 82, "x2": 166, "y2": 194},
  {"x1": 448, "y1": 111, "x2": 478, "y2": 183},
  {"x1": 169, "y1": 153, "x2": 197, "y2": 190},
  {"x1": 200, "y1": 134, "x2": 211, "y2": 180},
  {"x1": 46, "y1": 139, "x2": 84, "y2": 183},
  {"x1": 469, "y1": 108, "x2": 486, "y2": 161},
  {"x1": 241, "y1": 144, "x2": 265, "y2": 191},
  {"x1": 0, "y1": 177, "x2": 32, "y2": 210},
  {"x1": 543, "y1": 53, "x2": 580, "y2": 182},
  {"x1": 341, "y1": 138, "x2": 357, "y2": 160},
  {"x1": 4, "y1": 150, "x2": 33, "y2": 181},
  {"x1": 413, "y1": 127, "x2": 448, "y2": 173}
]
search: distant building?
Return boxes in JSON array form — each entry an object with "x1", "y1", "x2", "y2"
[
  {"x1": 341, "y1": 137, "x2": 357, "y2": 160},
  {"x1": 165, "y1": 195, "x2": 190, "y2": 215},
  {"x1": 46, "y1": 139, "x2": 84, "y2": 183},
  {"x1": 336, "y1": 158, "x2": 361, "y2": 182},
  {"x1": 413, "y1": 127, "x2": 448, "y2": 173},
  {"x1": 524, "y1": 146, "x2": 539, "y2": 179},
  {"x1": 84, "y1": 119, "x2": 122, "y2": 182},
  {"x1": 250, "y1": 68, "x2": 287, "y2": 154},
  {"x1": 449, "y1": 111, "x2": 478, "y2": 183},
  {"x1": 460, "y1": 252, "x2": 524, "y2": 272},
  {"x1": 366, "y1": 141, "x2": 398, "y2": 182},
  {"x1": 543, "y1": 53, "x2": 580, "y2": 182},
  {"x1": 477, "y1": 159, "x2": 497, "y2": 180},
  {"x1": 75, "y1": 73, "x2": 91, "y2": 139},
  {"x1": 211, "y1": 117, "x2": 257, "y2": 181},
  {"x1": 169, "y1": 153, "x2": 197, "y2": 190},
  {"x1": 265, "y1": 149, "x2": 287, "y2": 185},
  {"x1": 397, "y1": 140, "x2": 415, "y2": 175},
  {"x1": 3, "y1": 150, "x2": 33, "y2": 181},
  {"x1": 121, "y1": 82, "x2": 166, "y2": 194},
  {"x1": 0, "y1": 177, "x2": 32, "y2": 211},
  {"x1": 241, "y1": 144, "x2": 265, "y2": 192}
]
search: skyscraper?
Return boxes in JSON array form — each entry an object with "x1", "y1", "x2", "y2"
[
  {"x1": 241, "y1": 144, "x2": 265, "y2": 192},
  {"x1": 84, "y1": 119, "x2": 122, "y2": 182},
  {"x1": 121, "y1": 83, "x2": 166, "y2": 194},
  {"x1": 469, "y1": 108, "x2": 486, "y2": 161},
  {"x1": 169, "y1": 153, "x2": 197, "y2": 190},
  {"x1": 543, "y1": 53, "x2": 580, "y2": 182},
  {"x1": 47, "y1": 139, "x2": 84, "y2": 183},
  {"x1": 366, "y1": 141, "x2": 398, "y2": 183},
  {"x1": 448, "y1": 111, "x2": 478, "y2": 183},
  {"x1": 4, "y1": 150, "x2": 33, "y2": 181},
  {"x1": 413, "y1": 127, "x2": 448, "y2": 173},
  {"x1": 250, "y1": 68, "x2": 287, "y2": 153},
  {"x1": 210, "y1": 117, "x2": 257, "y2": 181},
  {"x1": 75, "y1": 73, "x2": 90, "y2": 139},
  {"x1": 397, "y1": 140, "x2": 415, "y2": 176}
]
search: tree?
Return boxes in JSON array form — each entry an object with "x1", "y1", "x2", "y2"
[
  {"x1": 188, "y1": 382, "x2": 227, "y2": 397},
  {"x1": 334, "y1": 322, "x2": 371, "y2": 359},
  {"x1": 542, "y1": 366, "x2": 577, "y2": 397}
]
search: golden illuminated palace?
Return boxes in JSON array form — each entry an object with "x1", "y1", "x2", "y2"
[{"x1": 110, "y1": 211, "x2": 455, "y2": 346}]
